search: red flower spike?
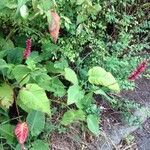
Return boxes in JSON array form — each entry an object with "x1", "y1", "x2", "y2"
[
  {"x1": 49, "y1": 11, "x2": 60, "y2": 43},
  {"x1": 23, "y1": 39, "x2": 32, "y2": 59},
  {"x1": 128, "y1": 60, "x2": 148, "y2": 81},
  {"x1": 15, "y1": 122, "x2": 29, "y2": 150}
]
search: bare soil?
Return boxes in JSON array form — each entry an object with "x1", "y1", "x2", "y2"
[{"x1": 51, "y1": 77, "x2": 150, "y2": 150}]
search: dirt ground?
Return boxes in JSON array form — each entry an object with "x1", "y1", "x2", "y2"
[{"x1": 51, "y1": 77, "x2": 150, "y2": 150}]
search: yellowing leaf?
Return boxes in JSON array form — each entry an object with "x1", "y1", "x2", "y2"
[
  {"x1": 0, "y1": 83, "x2": 14, "y2": 109},
  {"x1": 18, "y1": 84, "x2": 51, "y2": 115},
  {"x1": 88, "y1": 66, "x2": 120, "y2": 92},
  {"x1": 48, "y1": 11, "x2": 60, "y2": 43}
]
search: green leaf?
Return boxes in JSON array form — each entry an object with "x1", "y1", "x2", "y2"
[
  {"x1": 20, "y1": 4, "x2": 29, "y2": 18},
  {"x1": 16, "y1": 0, "x2": 29, "y2": 15},
  {"x1": 76, "y1": 92, "x2": 93, "y2": 109},
  {"x1": 7, "y1": 47, "x2": 24, "y2": 64},
  {"x1": 0, "y1": 124, "x2": 15, "y2": 144},
  {"x1": 12, "y1": 65, "x2": 31, "y2": 86},
  {"x1": 0, "y1": 83, "x2": 14, "y2": 109},
  {"x1": 64, "y1": 68, "x2": 78, "y2": 85},
  {"x1": 94, "y1": 89, "x2": 112, "y2": 102},
  {"x1": 18, "y1": 83, "x2": 51, "y2": 115},
  {"x1": 0, "y1": 59, "x2": 8, "y2": 70},
  {"x1": 31, "y1": 140, "x2": 49, "y2": 150},
  {"x1": 47, "y1": 78, "x2": 66, "y2": 97},
  {"x1": 88, "y1": 66, "x2": 120, "y2": 92},
  {"x1": 46, "y1": 62, "x2": 63, "y2": 74},
  {"x1": 54, "y1": 57, "x2": 68, "y2": 71},
  {"x1": 67, "y1": 85, "x2": 84, "y2": 105},
  {"x1": 27, "y1": 110, "x2": 45, "y2": 136},
  {"x1": 77, "y1": 14, "x2": 87, "y2": 24},
  {"x1": 61, "y1": 109, "x2": 85, "y2": 126},
  {"x1": 87, "y1": 114, "x2": 100, "y2": 136}
]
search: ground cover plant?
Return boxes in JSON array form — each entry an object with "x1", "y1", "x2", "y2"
[{"x1": 0, "y1": 0, "x2": 149, "y2": 149}]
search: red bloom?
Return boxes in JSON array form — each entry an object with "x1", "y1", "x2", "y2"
[
  {"x1": 23, "y1": 39, "x2": 31, "y2": 59},
  {"x1": 15, "y1": 122, "x2": 29, "y2": 150},
  {"x1": 128, "y1": 60, "x2": 148, "y2": 81}
]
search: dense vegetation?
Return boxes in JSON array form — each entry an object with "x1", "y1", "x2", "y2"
[{"x1": 0, "y1": 0, "x2": 149, "y2": 149}]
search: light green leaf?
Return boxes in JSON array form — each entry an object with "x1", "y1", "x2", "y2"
[
  {"x1": 0, "y1": 59, "x2": 8, "y2": 69},
  {"x1": 0, "y1": 124, "x2": 15, "y2": 144},
  {"x1": 88, "y1": 66, "x2": 120, "y2": 92},
  {"x1": 87, "y1": 114, "x2": 100, "y2": 136},
  {"x1": 61, "y1": 109, "x2": 85, "y2": 126},
  {"x1": 0, "y1": 83, "x2": 14, "y2": 109},
  {"x1": 31, "y1": 140, "x2": 49, "y2": 150},
  {"x1": 47, "y1": 78, "x2": 66, "y2": 97},
  {"x1": 16, "y1": 0, "x2": 29, "y2": 15},
  {"x1": 27, "y1": 110, "x2": 45, "y2": 136},
  {"x1": 18, "y1": 83, "x2": 51, "y2": 115},
  {"x1": 12, "y1": 65, "x2": 31, "y2": 86},
  {"x1": 20, "y1": 4, "x2": 29, "y2": 18},
  {"x1": 67, "y1": 85, "x2": 84, "y2": 105},
  {"x1": 64, "y1": 68, "x2": 78, "y2": 85}
]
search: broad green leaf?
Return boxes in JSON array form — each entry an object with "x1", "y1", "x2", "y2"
[
  {"x1": 61, "y1": 109, "x2": 85, "y2": 126},
  {"x1": 67, "y1": 85, "x2": 84, "y2": 105},
  {"x1": 18, "y1": 84, "x2": 51, "y2": 115},
  {"x1": 47, "y1": 78, "x2": 66, "y2": 97},
  {"x1": 31, "y1": 140, "x2": 49, "y2": 150},
  {"x1": 37, "y1": 0, "x2": 52, "y2": 12},
  {"x1": 88, "y1": 67, "x2": 120, "y2": 92},
  {"x1": 0, "y1": 124, "x2": 15, "y2": 144},
  {"x1": 27, "y1": 110, "x2": 45, "y2": 136},
  {"x1": 76, "y1": 92, "x2": 93, "y2": 109},
  {"x1": 54, "y1": 57, "x2": 68, "y2": 70},
  {"x1": 64, "y1": 68, "x2": 78, "y2": 85},
  {"x1": 12, "y1": 65, "x2": 31, "y2": 86},
  {"x1": 87, "y1": 114, "x2": 100, "y2": 136},
  {"x1": 46, "y1": 62, "x2": 63, "y2": 74},
  {"x1": 7, "y1": 47, "x2": 24, "y2": 64},
  {"x1": 26, "y1": 51, "x2": 41, "y2": 69},
  {"x1": 0, "y1": 83, "x2": 14, "y2": 109}
]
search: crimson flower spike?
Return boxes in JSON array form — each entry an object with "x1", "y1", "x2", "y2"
[
  {"x1": 23, "y1": 39, "x2": 32, "y2": 59},
  {"x1": 128, "y1": 60, "x2": 148, "y2": 81}
]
